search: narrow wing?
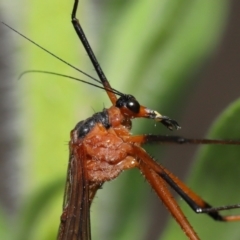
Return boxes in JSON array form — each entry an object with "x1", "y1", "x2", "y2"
[{"x1": 57, "y1": 141, "x2": 91, "y2": 240}]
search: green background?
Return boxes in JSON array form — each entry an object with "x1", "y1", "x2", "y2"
[{"x1": 1, "y1": 0, "x2": 240, "y2": 239}]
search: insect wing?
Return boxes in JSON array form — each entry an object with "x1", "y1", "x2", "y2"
[{"x1": 58, "y1": 141, "x2": 91, "y2": 240}]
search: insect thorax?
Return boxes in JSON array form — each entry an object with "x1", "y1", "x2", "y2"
[{"x1": 74, "y1": 109, "x2": 110, "y2": 139}]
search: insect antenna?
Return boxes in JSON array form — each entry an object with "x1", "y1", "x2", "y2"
[
  {"x1": 1, "y1": 22, "x2": 124, "y2": 98},
  {"x1": 19, "y1": 70, "x2": 123, "y2": 97},
  {"x1": 1, "y1": 23, "x2": 100, "y2": 82}
]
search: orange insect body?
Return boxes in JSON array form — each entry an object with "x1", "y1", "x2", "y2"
[
  {"x1": 55, "y1": 1, "x2": 240, "y2": 239},
  {"x1": 71, "y1": 95, "x2": 179, "y2": 183},
  {"x1": 3, "y1": 2, "x2": 240, "y2": 239},
  {"x1": 58, "y1": 94, "x2": 240, "y2": 240},
  {"x1": 76, "y1": 106, "x2": 137, "y2": 179}
]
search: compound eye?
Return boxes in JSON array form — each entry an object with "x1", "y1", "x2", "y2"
[{"x1": 127, "y1": 98, "x2": 140, "y2": 113}]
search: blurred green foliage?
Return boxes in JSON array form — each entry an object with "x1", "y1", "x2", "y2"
[{"x1": 2, "y1": 0, "x2": 240, "y2": 240}]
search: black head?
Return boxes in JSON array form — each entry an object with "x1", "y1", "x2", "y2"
[{"x1": 115, "y1": 94, "x2": 140, "y2": 113}]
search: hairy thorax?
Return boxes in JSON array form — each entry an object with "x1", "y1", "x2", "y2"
[{"x1": 74, "y1": 106, "x2": 139, "y2": 182}]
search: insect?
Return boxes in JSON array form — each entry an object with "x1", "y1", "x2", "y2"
[
  {"x1": 2, "y1": 1, "x2": 240, "y2": 240},
  {"x1": 56, "y1": 1, "x2": 240, "y2": 240}
]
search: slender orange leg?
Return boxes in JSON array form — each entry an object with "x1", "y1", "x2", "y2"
[
  {"x1": 139, "y1": 161, "x2": 200, "y2": 240},
  {"x1": 128, "y1": 143, "x2": 240, "y2": 222},
  {"x1": 161, "y1": 166, "x2": 240, "y2": 221}
]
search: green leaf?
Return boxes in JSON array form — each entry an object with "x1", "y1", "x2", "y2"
[{"x1": 162, "y1": 99, "x2": 240, "y2": 240}]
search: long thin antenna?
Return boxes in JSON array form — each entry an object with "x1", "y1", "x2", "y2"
[
  {"x1": 1, "y1": 22, "x2": 100, "y2": 84},
  {"x1": 19, "y1": 70, "x2": 123, "y2": 97},
  {"x1": 1, "y1": 22, "x2": 125, "y2": 98}
]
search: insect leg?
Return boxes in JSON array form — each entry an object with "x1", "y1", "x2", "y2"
[
  {"x1": 139, "y1": 160, "x2": 200, "y2": 240},
  {"x1": 141, "y1": 134, "x2": 240, "y2": 146},
  {"x1": 160, "y1": 166, "x2": 240, "y2": 221},
  {"x1": 125, "y1": 135, "x2": 240, "y2": 145},
  {"x1": 71, "y1": 0, "x2": 117, "y2": 104},
  {"x1": 130, "y1": 144, "x2": 240, "y2": 221}
]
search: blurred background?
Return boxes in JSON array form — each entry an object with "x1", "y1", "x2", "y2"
[{"x1": 0, "y1": 0, "x2": 240, "y2": 239}]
